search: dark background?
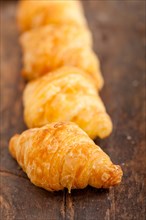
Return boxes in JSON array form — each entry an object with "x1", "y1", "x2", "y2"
[{"x1": 1, "y1": 0, "x2": 146, "y2": 219}]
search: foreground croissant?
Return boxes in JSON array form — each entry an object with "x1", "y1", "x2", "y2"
[
  {"x1": 20, "y1": 24, "x2": 103, "y2": 90},
  {"x1": 9, "y1": 122, "x2": 123, "y2": 192},
  {"x1": 23, "y1": 67, "x2": 112, "y2": 139},
  {"x1": 17, "y1": 0, "x2": 87, "y2": 32}
]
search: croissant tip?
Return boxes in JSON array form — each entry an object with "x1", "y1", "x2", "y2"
[
  {"x1": 95, "y1": 113, "x2": 113, "y2": 139},
  {"x1": 9, "y1": 134, "x2": 19, "y2": 159},
  {"x1": 102, "y1": 165, "x2": 123, "y2": 188},
  {"x1": 98, "y1": 79, "x2": 104, "y2": 91}
]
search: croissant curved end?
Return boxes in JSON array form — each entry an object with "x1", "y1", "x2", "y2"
[
  {"x1": 93, "y1": 112, "x2": 113, "y2": 139},
  {"x1": 9, "y1": 134, "x2": 19, "y2": 159},
  {"x1": 101, "y1": 165, "x2": 123, "y2": 188},
  {"x1": 97, "y1": 72, "x2": 104, "y2": 91}
]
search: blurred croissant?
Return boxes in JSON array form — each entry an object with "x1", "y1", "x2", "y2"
[
  {"x1": 17, "y1": 0, "x2": 87, "y2": 32},
  {"x1": 9, "y1": 122, "x2": 123, "y2": 192},
  {"x1": 23, "y1": 67, "x2": 112, "y2": 139},
  {"x1": 20, "y1": 24, "x2": 104, "y2": 90}
]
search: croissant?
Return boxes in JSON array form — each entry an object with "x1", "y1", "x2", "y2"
[
  {"x1": 23, "y1": 67, "x2": 112, "y2": 139},
  {"x1": 9, "y1": 122, "x2": 123, "y2": 192},
  {"x1": 17, "y1": 0, "x2": 87, "y2": 32},
  {"x1": 20, "y1": 24, "x2": 104, "y2": 90}
]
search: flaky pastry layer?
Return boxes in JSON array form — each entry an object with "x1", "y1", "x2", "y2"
[
  {"x1": 20, "y1": 24, "x2": 104, "y2": 89},
  {"x1": 23, "y1": 67, "x2": 112, "y2": 139},
  {"x1": 9, "y1": 122, "x2": 122, "y2": 192},
  {"x1": 17, "y1": 0, "x2": 87, "y2": 32}
]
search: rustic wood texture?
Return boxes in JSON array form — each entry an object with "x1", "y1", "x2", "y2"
[{"x1": 1, "y1": 0, "x2": 145, "y2": 219}]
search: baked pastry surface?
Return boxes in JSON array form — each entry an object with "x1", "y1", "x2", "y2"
[
  {"x1": 17, "y1": 0, "x2": 87, "y2": 32},
  {"x1": 20, "y1": 24, "x2": 103, "y2": 89},
  {"x1": 9, "y1": 122, "x2": 122, "y2": 192},
  {"x1": 23, "y1": 67, "x2": 112, "y2": 139}
]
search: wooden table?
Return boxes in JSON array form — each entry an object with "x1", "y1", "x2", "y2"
[{"x1": 1, "y1": 1, "x2": 145, "y2": 219}]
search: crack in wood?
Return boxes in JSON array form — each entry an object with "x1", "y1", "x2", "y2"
[
  {"x1": 64, "y1": 189, "x2": 67, "y2": 220},
  {"x1": 0, "y1": 170, "x2": 28, "y2": 180}
]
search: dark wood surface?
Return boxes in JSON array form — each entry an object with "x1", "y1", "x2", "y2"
[{"x1": 1, "y1": 1, "x2": 146, "y2": 219}]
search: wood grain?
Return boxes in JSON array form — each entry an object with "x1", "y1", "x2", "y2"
[{"x1": 1, "y1": 0, "x2": 145, "y2": 219}]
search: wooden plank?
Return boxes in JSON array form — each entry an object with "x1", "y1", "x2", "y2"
[
  {"x1": 0, "y1": 1, "x2": 65, "y2": 220},
  {"x1": 70, "y1": 1, "x2": 146, "y2": 220},
  {"x1": 1, "y1": 172, "x2": 65, "y2": 220},
  {"x1": 1, "y1": 0, "x2": 145, "y2": 220},
  {"x1": 1, "y1": 0, "x2": 26, "y2": 177}
]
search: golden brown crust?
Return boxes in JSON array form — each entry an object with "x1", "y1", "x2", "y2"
[
  {"x1": 23, "y1": 66, "x2": 112, "y2": 139},
  {"x1": 20, "y1": 24, "x2": 103, "y2": 89},
  {"x1": 17, "y1": 0, "x2": 87, "y2": 32},
  {"x1": 9, "y1": 122, "x2": 123, "y2": 192}
]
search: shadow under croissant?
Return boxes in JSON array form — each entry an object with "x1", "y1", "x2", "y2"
[{"x1": 28, "y1": 182, "x2": 110, "y2": 196}]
